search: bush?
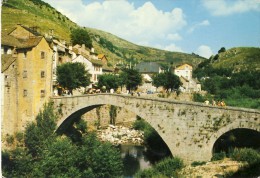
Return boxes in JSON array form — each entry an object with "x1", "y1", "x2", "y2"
[
  {"x1": 211, "y1": 152, "x2": 226, "y2": 161},
  {"x1": 191, "y1": 161, "x2": 206, "y2": 167},
  {"x1": 135, "y1": 157, "x2": 184, "y2": 178},
  {"x1": 230, "y1": 148, "x2": 260, "y2": 165},
  {"x1": 155, "y1": 157, "x2": 184, "y2": 177}
]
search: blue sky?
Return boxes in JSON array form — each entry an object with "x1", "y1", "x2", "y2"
[{"x1": 43, "y1": 0, "x2": 260, "y2": 58}]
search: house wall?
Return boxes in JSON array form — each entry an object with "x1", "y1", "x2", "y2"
[
  {"x1": 174, "y1": 64, "x2": 192, "y2": 80},
  {"x1": 1, "y1": 38, "x2": 53, "y2": 137}
]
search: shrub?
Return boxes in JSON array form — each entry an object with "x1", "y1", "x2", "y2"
[
  {"x1": 211, "y1": 152, "x2": 226, "y2": 161},
  {"x1": 230, "y1": 148, "x2": 260, "y2": 165},
  {"x1": 155, "y1": 157, "x2": 184, "y2": 177},
  {"x1": 191, "y1": 161, "x2": 206, "y2": 167}
]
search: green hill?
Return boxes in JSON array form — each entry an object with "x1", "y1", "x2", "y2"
[
  {"x1": 1, "y1": 0, "x2": 206, "y2": 66},
  {"x1": 211, "y1": 47, "x2": 260, "y2": 72}
]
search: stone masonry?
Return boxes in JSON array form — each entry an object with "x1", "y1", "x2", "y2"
[{"x1": 52, "y1": 94, "x2": 260, "y2": 163}]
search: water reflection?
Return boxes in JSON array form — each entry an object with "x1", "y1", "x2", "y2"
[{"x1": 120, "y1": 144, "x2": 169, "y2": 178}]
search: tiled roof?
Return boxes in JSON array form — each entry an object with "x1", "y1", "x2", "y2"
[
  {"x1": 1, "y1": 54, "x2": 17, "y2": 72},
  {"x1": 1, "y1": 34, "x2": 43, "y2": 49},
  {"x1": 90, "y1": 59, "x2": 103, "y2": 66},
  {"x1": 98, "y1": 54, "x2": 105, "y2": 59},
  {"x1": 175, "y1": 63, "x2": 192, "y2": 70},
  {"x1": 135, "y1": 62, "x2": 161, "y2": 73}
]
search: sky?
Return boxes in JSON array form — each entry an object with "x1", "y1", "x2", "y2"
[{"x1": 42, "y1": 0, "x2": 260, "y2": 58}]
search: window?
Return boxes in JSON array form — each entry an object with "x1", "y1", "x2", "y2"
[
  {"x1": 23, "y1": 70, "x2": 27, "y2": 78},
  {"x1": 23, "y1": 90, "x2": 28, "y2": 97},
  {"x1": 41, "y1": 51, "x2": 45, "y2": 59},
  {"x1": 41, "y1": 71, "x2": 45, "y2": 78},
  {"x1": 40, "y1": 90, "x2": 45, "y2": 97},
  {"x1": 23, "y1": 51, "x2": 27, "y2": 58}
]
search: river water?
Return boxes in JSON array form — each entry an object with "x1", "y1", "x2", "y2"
[{"x1": 120, "y1": 144, "x2": 169, "y2": 178}]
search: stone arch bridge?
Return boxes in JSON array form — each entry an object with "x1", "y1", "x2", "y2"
[{"x1": 51, "y1": 94, "x2": 260, "y2": 163}]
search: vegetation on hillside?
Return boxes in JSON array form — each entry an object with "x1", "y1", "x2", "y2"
[
  {"x1": 2, "y1": 0, "x2": 206, "y2": 66},
  {"x1": 193, "y1": 47, "x2": 260, "y2": 109}
]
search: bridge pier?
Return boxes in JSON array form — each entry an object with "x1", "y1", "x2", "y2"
[{"x1": 51, "y1": 94, "x2": 260, "y2": 164}]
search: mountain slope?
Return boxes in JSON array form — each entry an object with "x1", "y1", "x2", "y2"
[
  {"x1": 212, "y1": 47, "x2": 260, "y2": 71},
  {"x1": 2, "y1": 0, "x2": 204, "y2": 66}
]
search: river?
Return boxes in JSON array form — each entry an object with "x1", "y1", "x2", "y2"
[{"x1": 120, "y1": 144, "x2": 169, "y2": 178}]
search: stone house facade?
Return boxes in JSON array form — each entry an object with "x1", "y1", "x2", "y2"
[
  {"x1": 174, "y1": 63, "x2": 201, "y2": 92},
  {"x1": 1, "y1": 25, "x2": 53, "y2": 136}
]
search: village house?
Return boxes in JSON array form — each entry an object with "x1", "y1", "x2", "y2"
[
  {"x1": 174, "y1": 63, "x2": 201, "y2": 92},
  {"x1": 1, "y1": 24, "x2": 53, "y2": 136},
  {"x1": 135, "y1": 62, "x2": 164, "y2": 93},
  {"x1": 72, "y1": 53, "x2": 103, "y2": 90}
]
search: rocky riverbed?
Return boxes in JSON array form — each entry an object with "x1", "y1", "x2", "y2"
[{"x1": 96, "y1": 125, "x2": 144, "y2": 145}]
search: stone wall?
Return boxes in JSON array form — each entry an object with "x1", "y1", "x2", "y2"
[{"x1": 81, "y1": 105, "x2": 137, "y2": 130}]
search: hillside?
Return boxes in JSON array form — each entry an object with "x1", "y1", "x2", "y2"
[
  {"x1": 1, "y1": 0, "x2": 206, "y2": 66},
  {"x1": 212, "y1": 47, "x2": 260, "y2": 71}
]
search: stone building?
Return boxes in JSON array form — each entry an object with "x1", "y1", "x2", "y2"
[
  {"x1": 174, "y1": 63, "x2": 201, "y2": 92},
  {"x1": 1, "y1": 24, "x2": 53, "y2": 136}
]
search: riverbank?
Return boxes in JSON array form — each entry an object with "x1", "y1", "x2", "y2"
[{"x1": 96, "y1": 125, "x2": 144, "y2": 145}]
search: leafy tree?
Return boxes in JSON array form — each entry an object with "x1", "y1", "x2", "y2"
[
  {"x1": 24, "y1": 102, "x2": 57, "y2": 157},
  {"x1": 97, "y1": 74, "x2": 120, "y2": 91},
  {"x1": 3, "y1": 102, "x2": 123, "y2": 178},
  {"x1": 57, "y1": 62, "x2": 91, "y2": 95},
  {"x1": 70, "y1": 28, "x2": 93, "y2": 49},
  {"x1": 120, "y1": 68, "x2": 142, "y2": 92},
  {"x1": 218, "y1": 47, "x2": 226, "y2": 53},
  {"x1": 152, "y1": 71, "x2": 182, "y2": 91}
]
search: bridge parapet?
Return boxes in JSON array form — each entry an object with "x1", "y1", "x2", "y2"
[{"x1": 51, "y1": 94, "x2": 260, "y2": 163}]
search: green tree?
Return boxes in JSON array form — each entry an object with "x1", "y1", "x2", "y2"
[
  {"x1": 120, "y1": 68, "x2": 142, "y2": 92},
  {"x1": 24, "y1": 102, "x2": 57, "y2": 157},
  {"x1": 218, "y1": 47, "x2": 226, "y2": 53},
  {"x1": 70, "y1": 28, "x2": 93, "y2": 49},
  {"x1": 97, "y1": 74, "x2": 120, "y2": 91},
  {"x1": 152, "y1": 71, "x2": 181, "y2": 91},
  {"x1": 57, "y1": 62, "x2": 91, "y2": 95}
]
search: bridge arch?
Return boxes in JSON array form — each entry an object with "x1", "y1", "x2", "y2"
[
  {"x1": 52, "y1": 94, "x2": 260, "y2": 163},
  {"x1": 208, "y1": 119, "x2": 260, "y2": 156}
]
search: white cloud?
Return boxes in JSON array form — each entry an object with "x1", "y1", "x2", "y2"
[
  {"x1": 188, "y1": 20, "x2": 210, "y2": 33},
  {"x1": 196, "y1": 45, "x2": 213, "y2": 58},
  {"x1": 202, "y1": 0, "x2": 260, "y2": 16},
  {"x1": 167, "y1": 33, "x2": 182, "y2": 41},
  {"x1": 43, "y1": 0, "x2": 187, "y2": 49},
  {"x1": 164, "y1": 44, "x2": 183, "y2": 52}
]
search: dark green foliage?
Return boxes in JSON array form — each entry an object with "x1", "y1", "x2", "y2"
[
  {"x1": 230, "y1": 148, "x2": 260, "y2": 165},
  {"x1": 218, "y1": 47, "x2": 226, "y2": 53},
  {"x1": 211, "y1": 152, "x2": 226, "y2": 161},
  {"x1": 193, "y1": 66, "x2": 260, "y2": 109},
  {"x1": 229, "y1": 148, "x2": 260, "y2": 177},
  {"x1": 191, "y1": 161, "x2": 207, "y2": 167},
  {"x1": 97, "y1": 74, "x2": 120, "y2": 91},
  {"x1": 2, "y1": 102, "x2": 123, "y2": 178},
  {"x1": 24, "y1": 102, "x2": 57, "y2": 156},
  {"x1": 135, "y1": 157, "x2": 184, "y2": 178},
  {"x1": 120, "y1": 68, "x2": 142, "y2": 92},
  {"x1": 2, "y1": 148, "x2": 34, "y2": 178},
  {"x1": 99, "y1": 37, "x2": 116, "y2": 52},
  {"x1": 152, "y1": 71, "x2": 182, "y2": 91},
  {"x1": 70, "y1": 28, "x2": 93, "y2": 48},
  {"x1": 57, "y1": 62, "x2": 91, "y2": 94}
]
